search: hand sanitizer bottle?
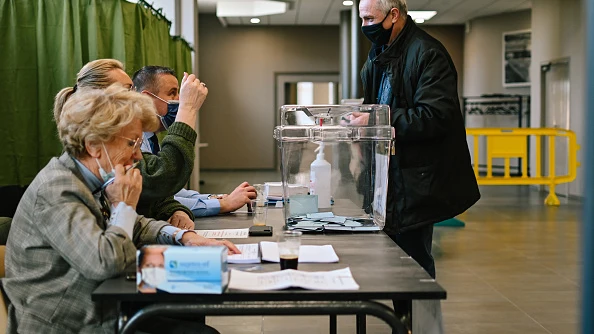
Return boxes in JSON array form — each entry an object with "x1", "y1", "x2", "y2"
[{"x1": 310, "y1": 143, "x2": 331, "y2": 208}]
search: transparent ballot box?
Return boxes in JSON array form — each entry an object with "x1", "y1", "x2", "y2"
[{"x1": 273, "y1": 105, "x2": 393, "y2": 232}]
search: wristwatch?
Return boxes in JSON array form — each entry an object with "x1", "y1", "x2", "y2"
[{"x1": 207, "y1": 194, "x2": 224, "y2": 200}]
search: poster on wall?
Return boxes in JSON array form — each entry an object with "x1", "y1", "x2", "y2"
[{"x1": 503, "y1": 30, "x2": 531, "y2": 87}]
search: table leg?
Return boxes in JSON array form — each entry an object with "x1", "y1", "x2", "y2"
[
  {"x1": 329, "y1": 315, "x2": 337, "y2": 334},
  {"x1": 356, "y1": 314, "x2": 366, "y2": 334}
]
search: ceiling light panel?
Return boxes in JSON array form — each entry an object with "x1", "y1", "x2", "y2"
[{"x1": 216, "y1": 1, "x2": 287, "y2": 17}]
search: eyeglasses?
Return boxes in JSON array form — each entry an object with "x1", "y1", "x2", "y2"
[{"x1": 118, "y1": 136, "x2": 142, "y2": 152}]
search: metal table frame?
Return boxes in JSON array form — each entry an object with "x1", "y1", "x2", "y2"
[
  {"x1": 118, "y1": 301, "x2": 408, "y2": 334},
  {"x1": 93, "y1": 207, "x2": 445, "y2": 333}
]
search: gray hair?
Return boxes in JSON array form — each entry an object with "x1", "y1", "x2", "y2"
[
  {"x1": 58, "y1": 84, "x2": 160, "y2": 157},
  {"x1": 377, "y1": 0, "x2": 407, "y2": 16}
]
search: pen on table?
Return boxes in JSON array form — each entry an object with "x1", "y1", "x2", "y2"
[{"x1": 101, "y1": 161, "x2": 140, "y2": 191}]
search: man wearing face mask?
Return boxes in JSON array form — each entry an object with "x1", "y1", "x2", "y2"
[
  {"x1": 133, "y1": 66, "x2": 257, "y2": 218},
  {"x1": 358, "y1": 0, "x2": 479, "y2": 325}
]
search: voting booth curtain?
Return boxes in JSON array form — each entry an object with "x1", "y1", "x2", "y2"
[{"x1": 0, "y1": 0, "x2": 193, "y2": 187}]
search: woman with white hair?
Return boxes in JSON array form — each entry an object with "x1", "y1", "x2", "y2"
[{"x1": 3, "y1": 85, "x2": 236, "y2": 333}]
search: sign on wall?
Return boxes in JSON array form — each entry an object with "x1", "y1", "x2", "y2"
[{"x1": 503, "y1": 30, "x2": 531, "y2": 87}]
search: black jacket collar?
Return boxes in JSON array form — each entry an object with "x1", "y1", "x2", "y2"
[{"x1": 374, "y1": 15, "x2": 416, "y2": 64}]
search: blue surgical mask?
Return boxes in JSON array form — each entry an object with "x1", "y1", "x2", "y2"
[
  {"x1": 159, "y1": 100, "x2": 179, "y2": 130},
  {"x1": 96, "y1": 143, "x2": 115, "y2": 182},
  {"x1": 146, "y1": 92, "x2": 180, "y2": 130},
  {"x1": 361, "y1": 11, "x2": 395, "y2": 46}
]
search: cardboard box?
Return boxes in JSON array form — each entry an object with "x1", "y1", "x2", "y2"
[{"x1": 137, "y1": 245, "x2": 228, "y2": 294}]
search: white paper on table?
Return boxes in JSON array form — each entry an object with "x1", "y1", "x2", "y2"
[
  {"x1": 194, "y1": 228, "x2": 249, "y2": 239},
  {"x1": 228, "y1": 267, "x2": 359, "y2": 291},
  {"x1": 227, "y1": 244, "x2": 261, "y2": 264},
  {"x1": 260, "y1": 241, "x2": 339, "y2": 263}
]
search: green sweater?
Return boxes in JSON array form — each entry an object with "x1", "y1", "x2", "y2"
[{"x1": 137, "y1": 122, "x2": 197, "y2": 221}]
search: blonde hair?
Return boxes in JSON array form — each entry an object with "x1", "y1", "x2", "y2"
[
  {"x1": 58, "y1": 84, "x2": 160, "y2": 157},
  {"x1": 53, "y1": 59, "x2": 125, "y2": 124}
]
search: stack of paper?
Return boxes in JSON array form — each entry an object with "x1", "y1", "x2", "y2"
[
  {"x1": 260, "y1": 241, "x2": 339, "y2": 263},
  {"x1": 265, "y1": 182, "x2": 309, "y2": 201},
  {"x1": 227, "y1": 244, "x2": 260, "y2": 264},
  {"x1": 226, "y1": 242, "x2": 340, "y2": 264},
  {"x1": 228, "y1": 267, "x2": 359, "y2": 291}
]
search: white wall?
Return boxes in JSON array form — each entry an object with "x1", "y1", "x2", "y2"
[
  {"x1": 464, "y1": 2, "x2": 586, "y2": 197},
  {"x1": 463, "y1": 10, "x2": 531, "y2": 98},
  {"x1": 531, "y1": 0, "x2": 586, "y2": 197},
  {"x1": 198, "y1": 15, "x2": 339, "y2": 170}
]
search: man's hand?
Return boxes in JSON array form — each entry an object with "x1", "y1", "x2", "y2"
[
  {"x1": 179, "y1": 72, "x2": 208, "y2": 114},
  {"x1": 168, "y1": 211, "x2": 195, "y2": 230},
  {"x1": 105, "y1": 165, "x2": 142, "y2": 210},
  {"x1": 181, "y1": 233, "x2": 241, "y2": 254},
  {"x1": 343, "y1": 112, "x2": 370, "y2": 126},
  {"x1": 219, "y1": 182, "x2": 257, "y2": 213}
]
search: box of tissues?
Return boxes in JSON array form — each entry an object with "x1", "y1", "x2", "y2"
[{"x1": 137, "y1": 245, "x2": 228, "y2": 294}]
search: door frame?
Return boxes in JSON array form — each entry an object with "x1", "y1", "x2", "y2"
[
  {"x1": 539, "y1": 57, "x2": 571, "y2": 197},
  {"x1": 273, "y1": 72, "x2": 340, "y2": 169}
]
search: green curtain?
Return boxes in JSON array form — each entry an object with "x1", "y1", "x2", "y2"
[{"x1": 0, "y1": 0, "x2": 193, "y2": 187}]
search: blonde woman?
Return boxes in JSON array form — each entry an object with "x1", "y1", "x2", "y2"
[
  {"x1": 53, "y1": 59, "x2": 207, "y2": 229},
  {"x1": 4, "y1": 85, "x2": 235, "y2": 333}
]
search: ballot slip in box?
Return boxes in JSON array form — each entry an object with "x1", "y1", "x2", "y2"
[{"x1": 137, "y1": 245, "x2": 228, "y2": 294}]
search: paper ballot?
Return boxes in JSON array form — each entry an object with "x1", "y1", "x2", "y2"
[
  {"x1": 227, "y1": 244, "x2": 260, "y2": 264},
  {"x1": 260, "y1": 241, "x2": 339, "y2": 263},
  {"x1": 228, "y1": 267, "x2": 359, "y2": 291},
  {"x1": 194, "y1": 228, "x2": 249, "y2": 239}
]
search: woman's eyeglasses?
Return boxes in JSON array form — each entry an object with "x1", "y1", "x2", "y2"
[{"x1": 118, "y1": 136, "x2": 142, "y2": 152}]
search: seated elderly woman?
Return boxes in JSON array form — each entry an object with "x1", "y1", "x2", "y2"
[{"x1": 3, "y1": 85, "x2": 238, "y2": 333}]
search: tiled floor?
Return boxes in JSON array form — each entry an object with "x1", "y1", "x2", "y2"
[{"x1": 200, "y1": 171, "x2": 582, "y2": 334}]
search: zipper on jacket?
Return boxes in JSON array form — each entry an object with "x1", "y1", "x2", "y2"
[{"x1": 391, "y1": 127, "x2": 396, "y2": 155}]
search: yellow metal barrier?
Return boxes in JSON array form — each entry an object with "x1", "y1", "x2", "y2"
[{"x1": 466, "y1": 128, "x2": 580, "y2": 206}]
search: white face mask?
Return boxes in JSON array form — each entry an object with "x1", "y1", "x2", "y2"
[
  {"x1": 141, "y1": 267, "x2": 167, "y2": 288},
  {"x1": 95, "y1": 143, "x2": 116, "y2": 182}
]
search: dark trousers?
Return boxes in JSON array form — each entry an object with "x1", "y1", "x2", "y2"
[
  {"x1": 387, "y1": 224, "x2": 435, "y2": 329},
  {"x1": 387, "y1": 224, "x2": 435, "y2": 278}
]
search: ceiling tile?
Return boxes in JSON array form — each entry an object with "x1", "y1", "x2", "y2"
[
  {"x1": 296, "y1": 0, "x2": 328, "y2": 25},
  {"x1": 199, "y1": 0, "x2": 532, "y2": 26}
]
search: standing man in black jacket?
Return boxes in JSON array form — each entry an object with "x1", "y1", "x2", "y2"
[{"x1": 358, "y1": 0, "x2": 480, "y2": 279}]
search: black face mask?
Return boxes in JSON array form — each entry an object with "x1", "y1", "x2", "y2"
[{"x1": 361, "y1": 11, "x2": 395, "y2": 46}]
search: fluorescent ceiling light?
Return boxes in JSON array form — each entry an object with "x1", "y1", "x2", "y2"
[
  {"x1": 250, "y1": 17, "x2": 261, "y2": 24},
  {"x1": 408, "y1": 11, "x2": 437, "y2": 22},
  {"x1": 216, "y1": 1, "x2": 287, "y2": 17},
  {"x1": 343, "y1": 0, "x2": 354, "y2": 6},
  {"x1": 414, "y1": 18, "x2": 425, "y2": 24}
]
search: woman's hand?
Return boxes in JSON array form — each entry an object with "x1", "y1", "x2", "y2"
[
  {"x1": 181, "y1": 232, "x2": 241, "y2": 254},
  {"x1": 105, "y1": 165, "x2": 142, "y2": 209}
]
